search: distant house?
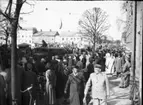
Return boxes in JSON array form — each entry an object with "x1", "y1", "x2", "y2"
[
  {"x1": 32, "y1": 30, "x2": 59, "y2": 44},
  {"x1": 55, "y1": 31, "x2": 81, "y2": 44},
  {"x1": 17, "y1": 27, "x2": 33, "y2": 45}
]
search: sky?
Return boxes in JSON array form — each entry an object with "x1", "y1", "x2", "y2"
[{"x1": 20, "y1": 1, "x2": 126, "y2": 40}]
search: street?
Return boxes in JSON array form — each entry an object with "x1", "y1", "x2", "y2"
[
  {"x1": 107, "y1": 75, "x2": 132, "y2": 105},
  {"x1": 0, "y1": 1, "x2": 142, "y2": 105},
  {"x1": 36, "y1": 75, "x2": 132, "y2": 105}
]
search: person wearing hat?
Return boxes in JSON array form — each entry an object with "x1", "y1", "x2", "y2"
[
  {"x1": 64, "y1": 65, "x2": 86, "y2": 105},
  {"x1": 22, "y1": 63, "x2": 37, "y2": 105},
  {"x1": 86, "y1": 57, "x2": 94, "y2": 82},
  {"x1": 83, "y1": 63, "x2": 110, "y2": 105}
]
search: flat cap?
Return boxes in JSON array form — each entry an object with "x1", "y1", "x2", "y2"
[{"x1": 94, "y1": 64, "x2": 102, "y2": 69}]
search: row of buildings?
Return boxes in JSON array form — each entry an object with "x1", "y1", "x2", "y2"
[{"x1": 0, "y1": 28, "x2": 90, "y2": 48}]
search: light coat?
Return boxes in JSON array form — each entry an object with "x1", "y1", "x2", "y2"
[{"x1": 84, "y1": 72, "x2": 110, "y2": 100}]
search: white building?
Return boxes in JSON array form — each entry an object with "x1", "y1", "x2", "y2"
[
  {"x1": 17, "y1": 28, "x2": 33, "y2": 45},
  {"x1": 32, "y1": 30, "x2": 91, "y2": 48},
  {"x1": 56, "y1": 31, "x2": 82, "y2": 45},
  {"x1": 32, "y1": 30, "x2": 59, "y2": 45}
]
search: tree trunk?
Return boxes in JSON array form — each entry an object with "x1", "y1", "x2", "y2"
[
  {"x1": 92, "y1": 34, "x2": 96, "y2": 53},
  {"x1": 5, "y1": 33, "x2": 9, "y2": 48},
  {"x1": 10, "y1": 1, "x2": 23, "y2": 105},
  {"x1": 11, "y1": 19, "x2": 18, "y2": 105}
]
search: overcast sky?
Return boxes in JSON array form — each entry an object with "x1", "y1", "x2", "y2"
[{"x1": 20, "y1": 1, "x2": 126, "y2": 40}]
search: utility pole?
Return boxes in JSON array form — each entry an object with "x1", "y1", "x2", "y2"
[
  {"x1": 132, "y1": 0, "x2": 137, "y2": 84},
  {"x1": 130, "y1": 1, "x2": 137, "y2": 104},
  {"x1": 140, "y1": 5, "x2": 143, "y2": 105}
]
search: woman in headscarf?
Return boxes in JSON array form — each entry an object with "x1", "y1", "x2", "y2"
[
  {"x1": 45, "y1": 62, "x2": 56, "y2": 105},
  {"x1": 64, "y1": 65, "x2": 85, "y2": 105},
  {"x1": 119, "y1": 55, "x2": 131, "y2": 88}
]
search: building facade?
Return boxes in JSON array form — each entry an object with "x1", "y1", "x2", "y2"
[
  {"x1": 32, "y1": 31, "x2": 59, "y2": 45},
  {"x1": 17, "y1": 28, "x2": 33, "y2": 45},
  {"x1": 55, "y1": 31, "x2": 82, "y2": 44},
  {"x1": 124, "y1": 1, "x2": 143, "y2": 102},
  {"x1": 124, "y1": 1, "x2": 134, "y2": 51}
]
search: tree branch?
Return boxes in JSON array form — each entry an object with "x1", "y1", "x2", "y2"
[
  {"x1": 20, "y1": 10, "x2": 34, "y2": 14},
  {"x1": 0, "y1": 9, "x2": 11, "y2": 21},
  {"x1": 79, "y1": 7, "x2": 110, "y2": 46}
]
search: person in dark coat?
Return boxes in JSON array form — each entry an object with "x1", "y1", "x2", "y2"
[
  {"x1": 22, "y1": 63, "x2": 37, "y2": 105},
  {"x1": 28, "y1": 57, "x2": 38, "y2": 75},
  {"x1": 86, "y1": 57, "x2": 94, "y2": 82},
  {"x1": 54, "y1": 56, "x2": 65, "y2": 105},
  {"x1": 68, "y1": 55, "x2": 74, "y2": 71},
  {"x1": 114, "y1": 53, "x2": 122, "y2": 77},
  {"x1": 0, "y1": 74, "x2": 6, "y2": 105},
  {"x1": 64, "y1": 66, "x2": 86, "y2": 105},
  {"x1": 6, "y1": 65, "x2": 24, "y2": 105},
  {"x1": 76, "y1": 57, "x2": 83, "y2": 71},
  {"x1": 82, "y1": 54, "x2": 86, "y2": 69},
  {"x1": 35, "y1": 58, "x2": 46, "y2": 74}
]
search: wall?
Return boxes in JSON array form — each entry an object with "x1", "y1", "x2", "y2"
[
  {"x1": 135, "y1": 2, "x2": 143, "y2": 79},
  {"x1": 17, "y1": 29, "x2": 33, "y2": 45},
  {"x1": 125, "y1": 1, "x2": 134, "y2": 51}
]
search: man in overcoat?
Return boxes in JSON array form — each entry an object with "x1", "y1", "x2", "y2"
[{"x1": 83, "y1": 64, "x2": 110, "y2": 105}]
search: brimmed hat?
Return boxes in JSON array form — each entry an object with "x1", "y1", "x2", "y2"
[
  {"x1": 94, "y1": 64, "x2": 102, "y2": 69},
  {"x1": 72, "y1": 65, "x2": 79, "y2": 69}
]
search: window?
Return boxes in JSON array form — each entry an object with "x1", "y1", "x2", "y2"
[
  {"x1": 62, "y1": 38, "x2": 64, "y2": 40},
  {"x1": 71, "y1": 38, "x2": 73, "y2": 40}
]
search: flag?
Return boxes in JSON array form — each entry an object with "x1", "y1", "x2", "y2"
[{"x1": 59, "y1": 19, "x2": 63, "y2": 29}]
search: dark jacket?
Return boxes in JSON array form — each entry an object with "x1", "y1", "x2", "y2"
[
  {"x1": 22, "y1": 70, "x2": 37, "y2": 105},
  {"x1": 0, "y1": 74, "x2": 6, "y2": 105}
]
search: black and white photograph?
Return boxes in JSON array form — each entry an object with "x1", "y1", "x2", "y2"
[{"x1": 0, "y1": 0, "x2": 142, "y2": 105}]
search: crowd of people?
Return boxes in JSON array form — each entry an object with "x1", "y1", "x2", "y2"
[{"x1": 0, "y1": 45, "x2": 132, "y2": 105}]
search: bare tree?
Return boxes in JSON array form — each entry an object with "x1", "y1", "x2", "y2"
[
  {"x1": 78, "y1": 7, "x2": 110, "y2": 52},
  {"x1": 0, "y1": 20, "x2": 11, "y2": 47},
  {"x1": 0, "y1": 0, "x2": 28, "y2": 105},
  {"x1": 116, "y1": 1, "x2": 127, "y2": 37}
]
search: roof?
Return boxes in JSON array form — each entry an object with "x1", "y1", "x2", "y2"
[
  {"x1": 59, "y1": 31, "x2": 80, "y2": 37},
  {"x1": 33, "y1": 31, "x2": 59, "y2": 37},
  {"x1": 20, "y1": 27, "x2": 33, "y2": 30},
  {"x1": 18, "y1": 43, "x2": 30, "y2": 47}
]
